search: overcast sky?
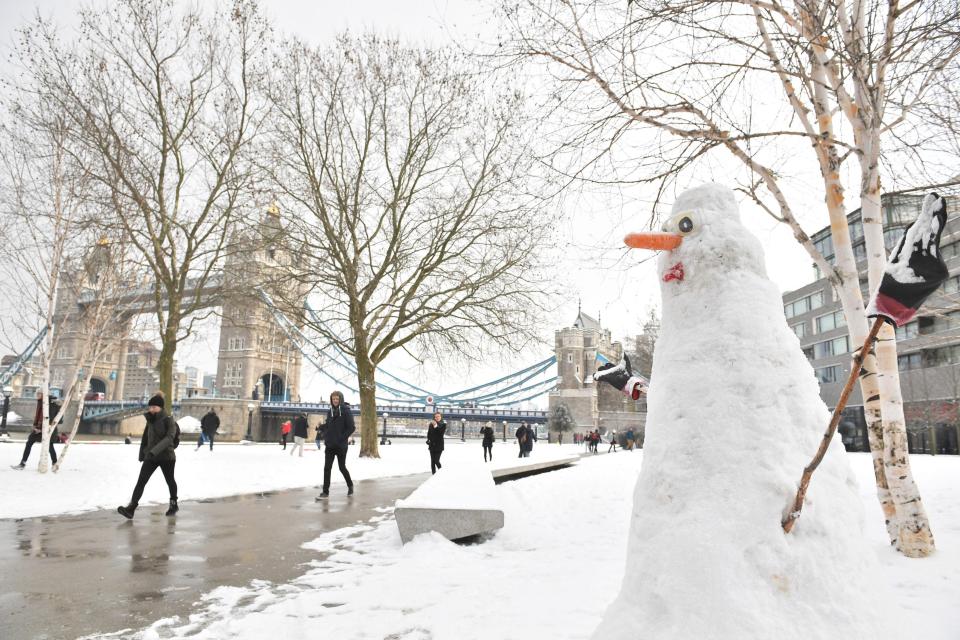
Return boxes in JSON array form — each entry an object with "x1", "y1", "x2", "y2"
[{"x1": 0, "y1": 0, "x2": 832, "y2": 406}]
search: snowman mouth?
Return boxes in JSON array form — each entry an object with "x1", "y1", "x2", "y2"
[{"x1": 663, "y1": 262, "x2": 685, "y2": 283}]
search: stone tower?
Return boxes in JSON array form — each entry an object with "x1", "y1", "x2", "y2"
[
  {"x1": 549, "y1": 305, "x2": 643, "y2": 435},
  {"x1": 215, "y1": 204, "x2": 304, "y2": 401}
]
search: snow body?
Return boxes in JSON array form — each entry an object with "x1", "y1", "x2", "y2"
[{"x1": 593, "y1": 184, "x2": 892, "y2": 639}]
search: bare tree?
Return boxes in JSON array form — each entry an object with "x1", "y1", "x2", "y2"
[
  {"x1": 548, "y1": 401, "x2": 577, "y2": 443},
  {"x1": 264, "y1": 35, "x2": 556, "y2": 457},
  {"x1": 8, "y1": 0, "x2": 273, "y2": 401},
  {"x1": 498, "y1": 0, "x2": 958, "y2": 556}
]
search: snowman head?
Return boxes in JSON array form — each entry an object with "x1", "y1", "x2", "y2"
[{"x1": 625, "y1": 184, "x2": 765, "y2": 288}]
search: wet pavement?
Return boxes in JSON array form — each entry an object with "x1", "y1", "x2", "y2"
[{"x1": 0, "y1": 474, "x2": 426, "y2": 639}]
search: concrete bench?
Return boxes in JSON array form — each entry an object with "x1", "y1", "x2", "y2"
[
  {"x1": 395, "y1": 463, "x2": 504, "y2": 544},
  {"x1": 490, "y1": 454, "x2": 579, "y2": 483}
]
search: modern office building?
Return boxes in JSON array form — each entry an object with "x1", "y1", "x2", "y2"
[{"x1": 782, "y1": 193, "x2": 960, "y2": 454}]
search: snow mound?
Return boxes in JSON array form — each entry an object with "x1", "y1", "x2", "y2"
[
  {"x1": 593, "y1": 184, "x2": 896, "y2": 639},
  {"x1": 177, "y1": 416, "x2": 202, "y2": 434}
]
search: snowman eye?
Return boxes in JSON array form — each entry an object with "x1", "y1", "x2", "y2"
[{"x1": 678, "y1": 216, "x2": 694, "y2": 234}]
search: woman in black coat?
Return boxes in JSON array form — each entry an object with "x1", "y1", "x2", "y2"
[
  {"x1": 426, "y1": 411, "x2": 447, "y2": 474},
  {"x1": 480, "y1": 421, "x2": 495, "y2": 462}
]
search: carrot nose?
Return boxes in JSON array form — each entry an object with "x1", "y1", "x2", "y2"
[{"x1": 624, "y1": 232, "x2": 683, "y2": 250}]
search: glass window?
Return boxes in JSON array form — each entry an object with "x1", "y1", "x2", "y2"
[
  {"x1": 895, "y1": 321, "x2": 918, "y2": 341},
  {"x1": 897, "y1": 353, "x2": 922, "y2": 370},
  {"x1": 791, "y1": 323, "x2": 807, "y2": 338},
  {"x1": 814, "y1": 236, "x2": 834, "y2": 260},
  {"x1": 831, "y1": 336, "x2": 849, "y2": 355},
  {"x1": 810, "y1": 291, "x2": 825, "y2": 310},
  {"x1": 815, "y1": 365, "x2": 842, "y2": 384},
  {"x1": 849, "y1": 218, "x2": 864, "y2": 240},
  {"x1": 884, "y1": 228, "x2": 904, "y2": 251},
  {"x1": 853, "y1": 243, "x2": 867, "y2": 261},
  {"x1": 815, "y1": 310, "x2": 845, "y2": 333},
  {"x1": 813, "y1": 340, "x2": 832, "y2": 359},
  {"x1": 944, "y1": 276, "x2": 960, "y2": 294}
]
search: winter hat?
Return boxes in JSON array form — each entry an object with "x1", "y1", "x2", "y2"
[{"x1": 148, "y1": 392, "x2": 165, "y2": 409}]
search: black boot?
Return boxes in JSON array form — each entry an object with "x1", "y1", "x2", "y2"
[
  {"x1": 315, "y1": 491, "x2": 329, "y2": 501},
  {"x1": 165, "y1": 499, "x2": 179, "y2": 516},
  {"x1": 347, "y1": 485, "x2": 354, "y2": 496},
  {"x1": 117, "y1": 503, "x2": 137, "y2": 519}
]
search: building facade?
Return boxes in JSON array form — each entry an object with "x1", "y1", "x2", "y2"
[{"x1": 782, "y1": 193, "x2": 960, "y2": 455}]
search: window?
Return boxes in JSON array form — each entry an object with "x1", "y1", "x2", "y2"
[
  {"x1": 884, "y1": 228, "x2": 904, "y2": 251},
  {"x1": 228, "y1": 337, "x2": 246, "y2": 351},
  {"x1": 944, "y1": 276, "x2": 960, "y2": 294},
  {"x1": 895, "y1": 321, "x2": 918, "y2": 341},
  {"x1": 814, "y1": 236, "x2": 834, "y2": 261},
  {"x1": 566, "y1": 353, "x2": 573, "y2": 364},
  {"x1": 853, "y1": 243, "x2": 867, "y2": 261},
  {"x1": 790, "y1": 323, "x2": 807, "y2": 338},
  {"x1": 849, "y1": 218, "x2": 864, "y2": 240},
  {"x1": 941, "y1": 242, "x2": 959, "y2": 260},
  {"x1": 815, "y1": 365, "x2": 842, "y2": 384},
  {"x1": 898, "y1": 353, "x2": 922, "y2": 370},
  {"x1": 55, "y1": 346, "x2": 69, "y2": 360},
  {"x1": 815, "y1": 310, "x2": 846, "y2": 333},
  {"x1": 224, "y1": 362, "x2": 243, "y2": 387},
  {"x1": 813, "y1": 336, "x2": 849, "y2": 359},
  {"x1": 785, "y1": 291, "x2": 824, "y2": 319}
]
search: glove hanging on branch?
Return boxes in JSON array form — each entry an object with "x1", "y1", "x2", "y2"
[{"x1": 595, "y1": 354, "x2": 649, "y2": 400}]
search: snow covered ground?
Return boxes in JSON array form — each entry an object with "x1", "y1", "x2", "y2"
[
  {"x1": 0, "y1": 439, "x2": 582, "y2": 519},
  {"x1": 55, "y1": 450, "x2": 957, "y2": 640}
]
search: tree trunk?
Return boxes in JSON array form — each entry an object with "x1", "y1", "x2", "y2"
[
  {"x1": 53, "y1": 381, "x2": 90, "y2": 473},
  {"x1": 157, "y1": 315, "x2": 180, "y2": 403},
  {"x1": 355, "y1": 355, "x2": 380, "y2": 459},
  {"x1": 859, "y1": 132, "x2": 935, "y2": 557}
]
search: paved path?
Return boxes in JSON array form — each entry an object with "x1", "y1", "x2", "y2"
[{"x1": 0, "y1": 474, "x2": 426, "y2": 639}]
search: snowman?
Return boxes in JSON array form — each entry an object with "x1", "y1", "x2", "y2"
[{"x1": 592, "y1": 184, "x2": 892, "y2": 639}]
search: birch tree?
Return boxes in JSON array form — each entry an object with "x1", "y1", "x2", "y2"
[
  {"x1": 499, "y1": 0, "x2": 959, "y2": 556},
  {"x1": 264, "y1": 35, "x2": 555, "y2": 458},
  {"x1": 9, "y1": 0, "x2": 272, "y2": 402}
]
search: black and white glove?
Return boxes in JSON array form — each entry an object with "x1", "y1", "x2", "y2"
[{"x1": 595, "y1": 354, "x2": 648, "y2": 400}]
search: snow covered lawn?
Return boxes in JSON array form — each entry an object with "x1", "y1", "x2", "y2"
[
  {"x1": 0, "y1": 440, "x2": 583, "y2": 519},
  {"x1": 84, "y1": 451, "x2": 957, "y2": 640}
]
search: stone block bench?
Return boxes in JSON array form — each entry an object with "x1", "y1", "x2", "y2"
[
  {"x1": 395, "y1": 463, "x2": 504, "y2": 544},
  {"x1": 490, "y1": 454, "x2": 579, "y2": 483}
]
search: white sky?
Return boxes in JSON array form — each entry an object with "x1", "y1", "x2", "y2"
[{"x1": 0, "y1": 0, "x2": 826, "y2": 405}]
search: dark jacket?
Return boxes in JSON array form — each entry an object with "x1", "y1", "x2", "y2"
[
  {"x1": 200, "y1": 412, "x2": 220, "y2": 436},
  {"x1": 427, "y1": 420, "x2": 447, "y2": 451},
  {"x1": 481, "y1": 426, "x2": 494, "y2": 446},
  {"x1": 320, "y1": 403, "x2": 355, "y2": 448},
  {"x1": 293, "y1": 414, "x2": 309, "y2": 438},
  {"x1": 139, "y1": 411, "x2": 176, "y2": 463}
]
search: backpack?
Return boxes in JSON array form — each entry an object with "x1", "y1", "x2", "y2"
[{"x1": 169, "y1": 417, "x2": 181, "y2": 449}]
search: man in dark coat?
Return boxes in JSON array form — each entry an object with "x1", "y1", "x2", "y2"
[
  {"x1": 515, "y1": 422, "x2": 529, "y2": 458},
  {"x1": 316, "y1": 391, "x2": 355, "y2": 498},
  {"x1": 480, "y1": 421, "x2": 495, "y2": 462},
  {"x1": 426, "y1": 411, "x2": 447, "y2": 474},
  {"x1": 117, "y1": 392, "x2": 178, "y2": 519},
  {"x1": 198, "y1": 409, "x2": 219, "y2": 451},
  {"x1": 11, "y1": 393, "x2": 60, "y2": 469}
]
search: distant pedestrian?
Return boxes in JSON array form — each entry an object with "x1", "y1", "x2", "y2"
[
  {"x1": 515, "y1": 423, "x2": 528, "y2": 458},
  {"x1": 481, "y1": 421, "x2": 495, "y2": 462},
  {"x1": 528, "y1": 423, "x2": 537, "y2": 455},
  {"x1": 291, "y1": 412, "x2": 308, "y2": 457},
  {"x1": 608, "y1": 432, "x2": 618, "y2": 453},
  {"x1": 197, "y1": 409, "x2": 219, "y2": 451},
  {"x1": 427, "y1": 412, "x2": 447, "y2": 474},
  {"x1": 280, "y1": 419, "x2": 292, "y2": 450},
  {"x1": 117, "y1": 392, "x2": 178, "y2": 519},
  {"x1": 316, "y1": 392, "x2": 355, "y2": 498},
  {"x1": 626, "y1": 428, "x2": 635, "y2": 451},
  {"x1": 11, "y1": 393, "x2": 59, "y2": 470}
]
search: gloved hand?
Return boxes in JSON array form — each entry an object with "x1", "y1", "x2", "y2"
[
  {"x1": 145, "y1": 450, "x2": 156, "y2": 461},
  {"x1": 595, "y1": 354, "x2": 648, "y2": 400}
]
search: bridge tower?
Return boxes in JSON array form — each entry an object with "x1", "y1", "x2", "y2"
[
  {"x1": 215, "y1": 204, "x2": 304, "y2": 401},
  {"x1": 549, "y1": 304, "x2": 642, "y2": 436}
]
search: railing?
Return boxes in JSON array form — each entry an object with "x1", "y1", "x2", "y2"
[{"x1": 259, "y1": 400, "x2": 547, "y2": 420}]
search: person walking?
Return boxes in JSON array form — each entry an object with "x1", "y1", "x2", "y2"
[
  {"x1": 11, "y1": 393, "x2": 59, "y2": 470},
  {"x1": 427, "y1": 411, "x2": 447, "y2": 474},
  {"x1": 280, "y1": 419, "x2": 292, "y2": 450},
  {"x1": 528, "y1": 423, "x2": 537, "y2": 456},
  {"x1": 515, "y1": 423, "x2": 525, "y2": 458},
  {"x1": 291, "y1": 412, "x2": 309, "y2": 457},
  {"x1": 117, "y1": 392, "x2": 179, "y2": 519},
  {"x1": 626, "y1": 428, "x2": 635, "y2": 451},
  {"x1": 316, "y1": 392, "x2": 354, "y2": 498},
  {"x1": 481, "y1": 421, "x2": 495, "y2": 462},
  {"x1": 608, "y1": 431, "x2": 618, "y2": 453},
  {"x1": 197, "y1": 409, "x2": 219, "y2": 451}
]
